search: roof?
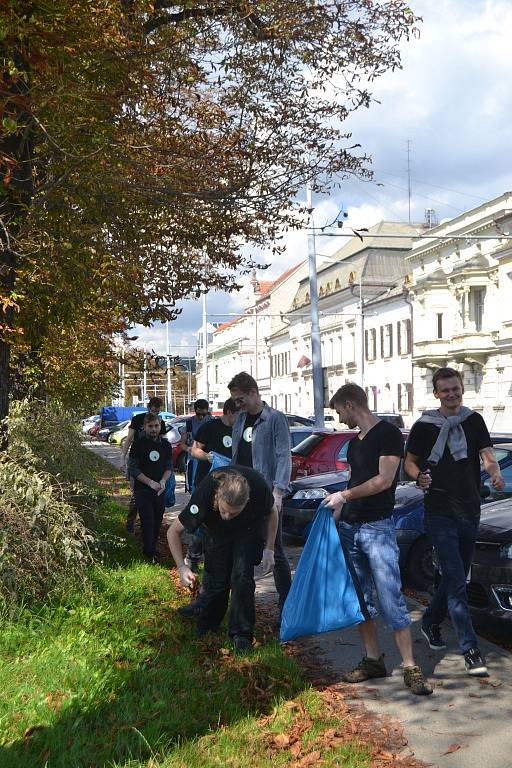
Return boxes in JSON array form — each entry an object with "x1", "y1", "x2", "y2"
[
  {"x1": 213, "y1": 316, "x2": 243, "y2": 333},
  {"x1": 290, "y1": 221, "x2": 418, "y2": 310}
]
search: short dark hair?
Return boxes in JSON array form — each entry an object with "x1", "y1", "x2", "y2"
[
  {"x1": 213, "y1": 469, "x2": 250, "y2": 507},
  {"x1": 148, "y1": 397, "x2": 163, "y2": 409},
  {"x1": 223, "y1": 397, "x2": 239, "y2": 415},
  {"x1": 194, "y1": 398, "x2": 209, "y2": 411},
  {"x1": 144, "y1": 412, "x2": 160, "y2": 425},
  {"x1": 330, "y1": 383, "x2": 368, "y2": 409},
  {"x1": 432, "y1": 367, "x2": 463, "y2": 391},
  {"x1": 228, "y1": 371, "x2": 259, "y2": 394}
]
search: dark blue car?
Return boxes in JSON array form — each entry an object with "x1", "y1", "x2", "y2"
[{"x1": 282, "y1": 471, "x2": 432, "y2": 589}]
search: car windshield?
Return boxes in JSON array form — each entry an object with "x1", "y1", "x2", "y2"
[{"x1": 291, "y1": 433, "x2": 324, "y2": 456}]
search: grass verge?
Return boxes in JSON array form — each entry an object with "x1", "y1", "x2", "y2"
[{"x1": 0, "y1": 467, "x2": 374, "y2": 768}]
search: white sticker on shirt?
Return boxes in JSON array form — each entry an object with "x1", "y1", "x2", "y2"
[
  {"x1": 149, "y1": 450, "x2": 160, "y2": 462},
  {"x1": 223, "y1": 435, "x2": 232, "y2": 448},
  {"x1": 190, "y1": 504, "x2": 199, "y2": 515},
  {"x1": 243, "y1": 427, "x2": 253, "y2": 443}
]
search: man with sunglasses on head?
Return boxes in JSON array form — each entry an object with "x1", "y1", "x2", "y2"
[
  {"x1": 228, "y1": 371, "x2": 292, "y2": 614},
  {"x1": 180, "y1": 398, "x2": 212, "y2": 492}
]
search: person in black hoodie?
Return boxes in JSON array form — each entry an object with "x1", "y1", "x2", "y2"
[{"x1": 128, "y1": 412, "x2": 173, "y2": 561}]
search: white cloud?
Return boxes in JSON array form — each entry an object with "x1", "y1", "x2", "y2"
[{"x1": 137, "y1": 0, "x2": 512, "y2": 354}]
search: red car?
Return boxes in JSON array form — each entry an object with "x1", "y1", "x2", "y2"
[
  {"x1": 291, "y1": 430, "x2": 358, "y2": 479},
  {"x1": 291, "y1": 428, "x2": 409, "y2": 479}
]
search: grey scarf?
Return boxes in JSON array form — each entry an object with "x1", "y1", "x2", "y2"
[{"x1": 419, "y1": 406, "x2": 474, "y2": 465}]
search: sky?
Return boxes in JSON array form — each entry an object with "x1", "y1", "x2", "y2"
[{"x1": 134, "y1": 0, "x2": 512, "y2": 357}]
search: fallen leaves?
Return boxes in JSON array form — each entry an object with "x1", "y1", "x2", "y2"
[{"x1": 441, "y1": 742, "x2": 467, "y2": 756}]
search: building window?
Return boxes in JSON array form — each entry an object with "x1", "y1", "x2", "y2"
[
  {"x1": 365, "y1": 385, "x2": 377, "y2": 411},
  {"x1": 436, "y1": 313, "x2": 443, "y2": 339},
  {"x1": 380, "y1": 324, "x2": 393, "y2": 358},
  {"x1": 398, "y1": 383, "x2": 413, "y2": 412},
  {"x1": 322, "y1": 367, "x2": 330, "y2": 407},
  {"x1": 365, "y1": 328, "x2": 377, "y2": 361},
  {"x1": 397, "y1": 319, "x2": 412, "y2": 355},
  {"x1": 469, "y1": 287, "x2": 486, "y2": 332}
]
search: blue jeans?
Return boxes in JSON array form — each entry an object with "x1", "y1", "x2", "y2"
[
  {"x1": 423, "y1": 514, "x2": 479, "y2": 653},
  {"x1": 340, "y1": 518, "x2": 411, "y2": 631}
]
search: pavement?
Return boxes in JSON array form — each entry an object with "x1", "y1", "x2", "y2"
[{"x1": 85, "y1": 440, "x2": 512, "y2": 768}]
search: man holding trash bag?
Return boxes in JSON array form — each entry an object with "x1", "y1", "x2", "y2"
[
  {"x1": 167, "y1": 466, "x2": 278, "y2": 651},
  {"x1": 324, "y1": 383, "x2": 432, "y2": 696},
  {"x1": 191, "y1": 398, "x2": 239, "y2": 486}
]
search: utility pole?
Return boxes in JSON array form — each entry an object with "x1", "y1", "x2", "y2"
[
  {"x1": 307, "y1": 182, "x2": 325, "y2": 428},
  {"x1": 202, "y1": 291, "x2": 209, "y2": 404},
  {"x1": 407, "y1": 139, "x2": 412, "y2": 224},
  {"x1": 166, "y1": 320, "x2": 172, "y2": 412}
]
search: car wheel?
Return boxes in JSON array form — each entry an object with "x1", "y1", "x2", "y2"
[{"x1": 406, "y1": 536, "x2": 434, "y2": 591}]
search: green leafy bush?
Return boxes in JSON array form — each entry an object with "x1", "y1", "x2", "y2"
[{"x1": 0, "y1": 401, "x2": 105, "y2": 609}]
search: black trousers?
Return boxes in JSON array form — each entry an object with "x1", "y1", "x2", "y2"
[
  {"x1": 197, "y1": 531, "x2": 264, "y2": 640},
  {"x1": 273, "y1": 506, "x2": 291, "y2": 609},
  {"x1": 134, "y1": 490, "x2": 165, "y2": 557}
]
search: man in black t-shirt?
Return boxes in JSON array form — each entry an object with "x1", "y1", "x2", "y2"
[
  {"x1": 121, "y1": 397, "x2": 167, "y2": 533},
  {"x1": 191, "y1": 398, "x2": 238, "y2": 486},
  {"x1": 128, "y1": 412, "x2": 173, "y2": 561},
  {"x1": 167, "y1": 466, "x2": 278, "y2": 651},
  {"x1": 325, "y1": 383, "x2": 432, "y2": 696},
  {"x1": 405, "y1": 367, "x2": 504, "y2": 677}
]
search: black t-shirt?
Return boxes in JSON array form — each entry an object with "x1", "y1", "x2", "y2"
[
  {"x1": 179, "y1": 465, "x2": 273, "y2": 538},
  {"x1": 129, "y1": 412, "x2": 166, "y2": 441},
  {"x1": 194, "y1": 418, "x2": 233, "y2": 485},
  {"x1": 129, "y1": 436, "x2": 173, "y2": 493},
  {"x1": 406, "y1": 412, "x2": 492, "y2": 519},
  {"x1": 343, "y1": 421, "x2": 404, "y2": 523},
  {"x1": 235, "y1": 412, "x2": 261, "y2": 468}
]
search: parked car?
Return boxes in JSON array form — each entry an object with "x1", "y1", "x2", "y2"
[
  {"x1": 481, "y1": 443, "x2": 512, "y2": 500},
  {"x1": 291, "y1": 428, "x2": 410, "y2": 480},
  {"x1": 81, "y1": 415, "x2": 100, "y2": 434},
  {"x1": 464, "y1": 497, "x2": 512, "y2": 631},
  {"x1": 285, "y1": 414, "x2": 315, "y2": 427},
  {"x1": 289, "y1": 426, "x2": 332, "y2": 448},
  {"x1": 282, "y1": 472, "x2": 432, "y2": 589},
  {"x1": 373, "y1": 412, "x2": 405, "y2": 428},
  {"x1": 290, "y1": 430, "x2": 359, "y2": 479},
  {"x1": 162, "y1": 417, "x2": 188, "y2": 472},
  {"x1": 97, "y1": 420, "x2": 130, "y2": 442}
]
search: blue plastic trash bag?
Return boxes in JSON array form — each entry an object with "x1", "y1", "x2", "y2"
[
  {"x1": 164, "y1": 474, "x2": 176, "y2": 507},
  {"x1": 280, "y1": 503, "x2": 366, "y2": 641},
  {"x1": 210, "y1": 451, "x2": 231, "y2": 471}
]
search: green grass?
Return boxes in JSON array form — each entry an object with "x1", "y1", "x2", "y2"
[{"x1": 0, "y1": 480, "x2": 371, "y2": 768}]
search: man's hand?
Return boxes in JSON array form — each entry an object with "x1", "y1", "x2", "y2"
[
  {"x1": 121, "y1": 454, "x2": 128, "y2": 470},
  {"x1": 416, "y1": 470, "x2": 432, "y2": 490},
  {"x1": 259, "y1": 548, "x2": 275, "y2": 574},
  {"x1": 324, "y1": 490, "x2": 348, "y2": 521},
  {"x1": 491, "y1": 471, "x2": 505, "y2": 491},
  {"x1": 272, "y1": 488, "x2": 283, "y2": 512},
  {"x1": 149, "y1": 479, "x2": 161, "y2": 492},
  {"x1": 178, "y1": 564, "x2": 197, "y2": 588},
  {"x1": 158, "y1": 479, "x2": 166, "y2": 496}
]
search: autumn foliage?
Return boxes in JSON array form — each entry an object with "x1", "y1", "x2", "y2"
[{"x1": 0, "y1": 1, "x2": 419, "y2": 413}]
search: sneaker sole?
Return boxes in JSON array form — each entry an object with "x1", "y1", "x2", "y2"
[
  {"x1": 466, "y1": 665, "x2": 488, "y2": 676},
  {"x1": 421, "y1": 627, "x2": 446, "y2": 650}
]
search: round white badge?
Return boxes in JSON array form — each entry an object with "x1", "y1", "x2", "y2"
[
  {"x1": 243, "y1": 427, "x2": 253, "y2": 443},
  {"x1": 190, "y1": 504, "x2": 199, "y2": 515},
  {"x1": 223, "y1": 435, "x2": 232, "y2": 448},
  {"x1": 149, "y1": 450, "x2": 160, "y2": 462}
]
